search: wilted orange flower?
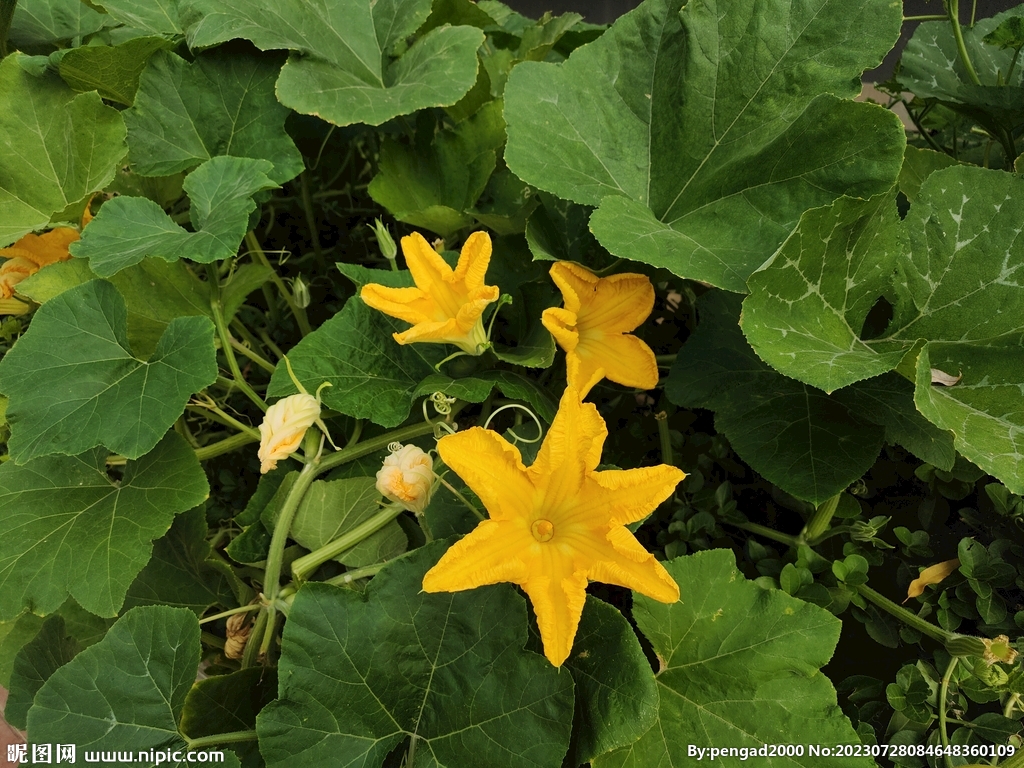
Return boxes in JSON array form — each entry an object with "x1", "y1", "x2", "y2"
[
  {"x1": 423, "y1": 387, "x2": 684, "y2": 666},
  {"x1": 0, "y1": 227, "x2": 79, "y2": 299},
  {"x1": 361, "y1": 231, "x2": 499, "y2": 355},
  {"x1": 542, "y1": 262, "x2": 658, "y2": 398}
]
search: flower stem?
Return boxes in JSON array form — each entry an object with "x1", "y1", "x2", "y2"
[
  {"x1": 299, "y1": 172, "x2": 327, "y2": 273},
  {"x1": 315, "y1": 420, "x2": 439, "y2": 476},
  {"x1": 939, "y1": 656, "x2": 958, "y2": 768},
  {"x1": 187, "y1": 403, "x2": 260, "y2": 440},
  {"x1": 325, "y1": 561, "x2": 387, "y2": 586},
  {"x1": 208, "y1": 265, "x2": 268, "y2": 413},
  {"x1": 194, "y1": 432, "x2": 258, "y2": 462},
  {"x1": 436, "y1": 474, "x2": 485, "y2": 521},
  {"x1": 904, "y1": 14, "x2": 949, "y2": 20},
  {"x1": 291, "y1": 503, "x2": 406, "y2": 582},
  {"x1": 728, "y1": 520, "x2": 799, "y2": 547},
  {"x1": 655, "y1": 411, "x2": 673, "y2": 466},
  {"x1": 856, "y1": 584, "x2": 952, "y2": 644},
  {"x1": 185, "y1": 731, "x2": 259, "y2": 751},
  {"x1": 198, "y1": 604, "x2": 261, "y2": 626},
  {"x1": 245, "y1": 231, "x2": 312, "y2": 336},
  {"x1": 946, "y1": 0, "x2": 982, "y2": 85},
  {"x1": 229, "y1": 336, "x2": 276, "y2": 373}
]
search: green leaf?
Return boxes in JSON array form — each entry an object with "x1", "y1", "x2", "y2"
[
  {"x1": 9, "y1": 0, "x2": 112, "y2": 49},
  {"x1": 289, "y1": 477, "x2": 406, "y2": 568},
  {"x1": 267, "y1": 295, "x2": 442, "y2": 427},
  {"x1": 94, "y1": 0, "x2": 183, "y2": 35},
  {"x1": 834, "y1": 373, "x2": 955, "y2": 471},
  {"x1": 6, "y1": 615, "x2": 79, "y2": 729},
  {"x1": 20, "y1": 257, "x2": 212, "y2": 359},
  {"x1": 71, "y1": 156, "x2": 277, "y2": 277},
  {"x1": 666, "y1": 291, "x2": 884, "y2": 504},
  {"x1": 504, "y1": 0, "x2": 905, "y2": 291},
  {"x1": 0, "y1": 432, "x2": 209, "y2": 620},
  {"x1": 469, "y1": 166, "x2": 539, "y2": 236},
  {"x1": 368, "y1": 101, "x2": 506, "y2": 237},
  {"x1": 256, "y1": 541, "x2": 573, "y2": 766},
  {"x1": 414, "y1": 370, "x2": 556, "y2": 423},
  {"x1": 742, "y1": 193, "x2": 908, "y2": 393},
  {"x1": 57, "y1": 36, "x2": 171, "y2": 105},
  {"x1": 595, "y1": 550, "x2": 871, "y2": 768},
  {"x1": 222, "y1": 263, "x2": 273, "y2": 322},
  {"x1": 181, "y1": 0, "x2": 485, "y2": 128},
  {"x1": 27, "y1": 606, "x2": 241, "y2": 768},
  {"x1": 742, "y1": 166, "x2": 1024, "y2": 492},
  {"x1": 525, "y1": 193, "x2": 608, "y2": 267},
  {"x1": 122, "y1": 506, "x2": 236, "y2": 614},
  {"x1": 0, "y1": 280, "x2": 216, "y2": 462},
  {"x1": 0, "y1": 612, "x2": 45, "y2": 688},
  {"x1": 984, "y1": 15, "x2": 1024, "y2": 50},
  {"x1": 125, "y1": 48, "x2": 303, "y2": 182},
  {"x1": 0, "y1": 55, "x2": 126, "y2": 248},
  {"x1": 564, "y1": 596, "x2": 658, "y2": 765},
  {"x1": 898, "y1": 146, "x2": 959, "y2": 203}
]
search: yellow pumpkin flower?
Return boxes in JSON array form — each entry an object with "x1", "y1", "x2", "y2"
[
  {"x1": 257, "y1": 392, "x2": 323, "y2": 474},
  {"x1": 0, "y1": 227, "x2": 79, "y2": 300},
  {"x1": 376, "y1": 443, "x2": 435, "y2": 514},
  {"x1": 423, "y1": 387, "x2": 684, "y2": 666},
  {"x1": 360, "y1": 231, "x2": 499, "y2": 355},
  {"x1": 541, "y1": 261, "x2": 658, "y2": 398}
]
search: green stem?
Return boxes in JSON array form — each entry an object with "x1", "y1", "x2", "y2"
[
  {"x1": 258, "y1": 328, "x2": 286, "y2": 360},
  {"x1": 230, "y1": 336, "x2": 276, "y2": 374},
  {"x1": 260, "y1": 441, "x2": 320, "y2": 656},
  {"x1": 298, "y1": 172, "x2": 327, "y2": 273},
  {"x1": 728, "y1": 520, "x2": 799, "y2": 548},
  {"x1": 857, "y1": 584, "x2": 952, "y2": 644},
  {"x1": 198, "y1": 604, "x2": 261, "y2": 626},
  {"x1": 240, "y1": 609, "x2": 266, "y2": 669},
  {"x1": 315, "y1": 420, "x2": 439, "y2": 476},
  {"x1": 200, "y1": 632, "x2": 225, "y2": 649},
  {"x1": 947, "y1": 0, "x2": 982, "y2": 85},
  {"x1": 246, "y1": 232, "x2": 312, "y2": 336},
  {"x1": 185, "y1": 731, "x2": 259, "y2": 751},
  {"x1": 1005, "y1": 46, "x2": 1022, "y2": 84},
  {"x1": 291, "y1": 503, "x2": 406, "y2": 582},
  {"x1": 655, "y1": 411, "x2": 673, "y2": 466},
  {"x1": 904, "y1": 14, "x2": 949, "y2": 20},
  {"x1": 801, "y1": 493, "x2": 841, "y2": 544},
  {"x1": 655, "y1": 354, "x2": 676, "y2": 365},
  {"x1": 194, "y1": 432, "x2": 258, "y2": 462},
  {"x1": 1005, "y1": 693, "x2": 1022, "y2": 719},
  {"x1": 325, "y1": 561, "x2": 392, "y2": 586},
  {"x1": 939, "y1": 656, "x2": 958, "y2": 768},
  {"x1": 208, "y1": 265, "x2": 268, "y2": 413},
  {"x1": 436, "y1": 474, "x2": 484, "y2": 521},
  {"x1": 187, "y1": 403, "x2": 260, "y2": 440}
]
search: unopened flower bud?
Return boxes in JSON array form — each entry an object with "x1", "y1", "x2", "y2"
[
  {"x1": 370, "y1": 219, "x2": 398, "y2": 261},
  {"x1": 376, "y1": 443, "x2": 434, "y2": 513},
  {"x1": 258, "y1": 393, "x2": 321, "y2": 474},
  {"x1": 292, "y1": 274, "x2": 310, "y2": 309}
]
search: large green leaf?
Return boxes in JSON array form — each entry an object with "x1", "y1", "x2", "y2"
[
  {"x1": 256, "y1": 541, "x2": 573, "y2": 767},
  {"x1": 741, "y1": 166, "x2": 1024, "y2": 491},
  {"x1": 594, "y1": 550, "x2": 871, "y2": 768},
  {"x1": 57, "y1": 36, "x2": 171, "y2": 105},
  {"x1": 180, "y1": 668, "x2": 276, "y2": 768},
  {"x1": 503, "y1": 0, "x2": 904, "y2": 291},
  {"x1": 125, "y1": 48, "x2": 303, "y2": 182},
  {"x1": 179, "y1": 0, "x2": 484, "y2": 127},
  {"x1": 0, "y1": 55, "x2": 126, "y2": 248},
  {"x1": 95, "y1": 0, "x2": 183, "y2": 35},
  {"x1": 71, "y1": 156, "x2": 276, "y2": 276},
  {"x1": 369, "y1": 101, "x2": 506, "y2": 237},
  {"x1": 666, "y1": 292, "x2": 884, "y2": 504},
  {"x1": 0, "y1": 612, "x2": 45, "y2": 687},
  {"x1": 286, "y1": 477, "x2": 406, "y2": 569},
  {"x1": 0, "y1": 280, "x2": 216, "y2": 462},
  {"x1": 27, "y1": 606, "x2": 241, "y2": 768},
  {"x1": 9, "y1": 0, "x2": 112, "y2": 49},
  {"x1": 267, "y1": 295, "x2": 442, "y2": 428},
  {"x1": 5, "y1": 615, "x2": 79, "y2": 729},
  {"x1": 122, "y1": 506, "x2": 237, "y2": 614},
  {"x1": 0, "y1": 433, "x2": 209, "y2": 620},
  {"x1": 20, "y1": 256, "x2": 212, "y2": 358}
]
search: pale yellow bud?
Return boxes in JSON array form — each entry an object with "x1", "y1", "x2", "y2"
[
  {"x1": 376, "y1": 443, "x2": 434, "y2": 513},
  {"x1": 258, "y1": 393, "x2": 321, "y2": 474}
]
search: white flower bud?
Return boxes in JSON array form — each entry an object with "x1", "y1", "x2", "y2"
[
  {"x1": 258, "y1": 393, "x2": 321, "y2": 474},
  {"x1": 376, "y1": 443, "x2": 434, "y2": 514}
]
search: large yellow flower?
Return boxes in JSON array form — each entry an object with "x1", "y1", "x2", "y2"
[
  {"x1": 423, "y1": 387, "x2": 683, "y2": 666},
  {"x1": 361, "y1": 231, "x2": 499, "y2": 355},
  {"x1": 541, "y1": 262, "x2": 658, "y2": 398},
  {"x1": 0, "y1": 227, "x2": 79, "y2": 300}
]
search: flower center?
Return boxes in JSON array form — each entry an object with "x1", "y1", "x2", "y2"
[{"x1": 531, "y1": 519, "x2": 555, "y2": 542}]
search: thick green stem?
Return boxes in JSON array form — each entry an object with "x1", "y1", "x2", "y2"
[
  {"x1": 208, "y1": 265, "x2": 268, "y2": 413},
  {"x1": 185, "y1": 731, "x2": 259, "y2": 751},
  {"x1": 194, "y1": 432, "x2": 258, "y2": 461},
  {"x1": 326, "y1": 561, "x2": 388, "y2": 586},
  {"x1": 240, "y1": 609, "x2": 266, "y2": 669},
  {"x1": 857, "y1": 584, "x2": 953, "y2": 644},
  {"x1": 245, "y1": 231, "x2": 312, "y2": 336},
  {"x1": 729, "y1": 520, "x2": 799, "y2": 548},
  {"x1": 315, "y1": 420, "x2": 439, "y2": 476},
  {"x1": 947, "y1": 0, "x2": 982, "y2": 85},
  {"x1": 939, "y1": 656, "x2": 958, "y2": 768},
  {"x1": 292, "y1": 504, "x2": 406, "y2": 582}
]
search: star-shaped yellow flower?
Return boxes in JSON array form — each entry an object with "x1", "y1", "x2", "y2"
[
  {"x1": 541, "y1": 261, "x2": 658, "y2": 398},
  {"x1": 361, "y1": 231, "x2": 500, "y2": 355},
  {"x1": 423, "y1": 387, "x2": 684, "y2": 666}
]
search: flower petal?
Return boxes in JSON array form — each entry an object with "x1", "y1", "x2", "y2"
[
  {"x1": 360, "y1": 284, "x2": 435, "y2": 326},
  {"x1": 437, "y1": 427, "x2": 535, "y2": 521},
  {"x1": 583, "y1": 272, "x2": 655, "y2": 333},
  {"x1": 452, "y1": 231, "x2": 492, "y2": 290},
  {"x1": 571, "y1": 525, "x2": 680, "y2": 604},
  {"x1": 422, "y1": 519, "x2": 532, "y2": 592},
  {"x1": 541, "y1": 307, "x2": 579, "y2": 353},
  {"x1": 568, "y1": 465, "x2": 685, "y2": 527},
  {"x1": 521, "y1": 567, "x2": 588, "y2": 667},
  {"x1": 529, "y1": 388, "x2": 606, "y2": 509},
  {"x1": 576, "y1": 332, "x2": 658, "y2": 391},
  {"x1": 548, "y1": 261, "x2": 592, "y2": 315},
  {"x1": 454, "y1": 285, "x2": 500, "y2": 332}
]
